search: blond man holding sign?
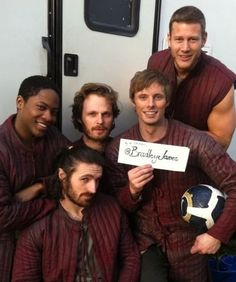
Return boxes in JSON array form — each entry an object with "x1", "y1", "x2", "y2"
[{"x1": 105, "y1": 69, "x2": 236, "y2": 282}]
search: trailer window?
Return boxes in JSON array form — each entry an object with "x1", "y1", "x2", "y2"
[{"x1": 84, "y1": 0, "x2": 140, "y2": 37}]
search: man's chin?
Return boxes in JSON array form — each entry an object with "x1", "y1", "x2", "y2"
[
  {"x1": 89, "y1": 134, "x2": 109, "y2": 142},
  {"x1": 33, "y1": 130, "x2": 47, "y2": 139}
]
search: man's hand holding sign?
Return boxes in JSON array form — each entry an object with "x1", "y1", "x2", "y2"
[
  {"x1": 128, "y1": 164, "x2": 154, "y2": 200},
  {"x1": 118, "y1": 139, "x2": 190, "y2": 200}
]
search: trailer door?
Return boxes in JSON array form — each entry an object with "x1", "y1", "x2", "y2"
[{"x1": 62, "y1": 0, "x2": 158, "y2": 141}]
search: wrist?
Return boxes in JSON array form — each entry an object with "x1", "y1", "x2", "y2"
[
  {"x1": 130, "y1": 191, "x2": 142, "y2": 202},
  {"x1": 35, "y1": 182, "x2": 44, "y2": 192}
]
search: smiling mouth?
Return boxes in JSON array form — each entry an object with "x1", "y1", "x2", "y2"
[
  {"x1": 144, "y1": 111, "x2": 157, "y2": 116},
  {"x1": 36, "y1": 121, "x2": 49, "y2": 130},
  {"x1": 179, "y1": 55, "x2": 192, "y2": 61}
]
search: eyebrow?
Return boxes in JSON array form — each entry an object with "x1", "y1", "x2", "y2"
[{"x1": 37, "y1": 101, "x2": 59, "y2": 110}]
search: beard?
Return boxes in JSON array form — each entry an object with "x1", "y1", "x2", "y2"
[
  {"x1": 83, "y1": 124, "x2": 111, "y2": 142},
  {"x1": 64, "y1": 183, "x2": 95, "y2": 208}
]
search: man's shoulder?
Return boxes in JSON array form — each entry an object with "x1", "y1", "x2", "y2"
[
  {"x1": 0, "y1": 115, "x2": 14, "y2": 134},
  {"x1": 168, "y1": 119, "x2": 217, "y2": 147},
  {"x1": 170, "y1": 119, "x2": 207, "y2": 135},
  {"x1": 0, "y1": 115, "x2": 16, "y2": 152},
  {"x1": 148, "y1": 49, "x2": 172, "y2": 68},
  {"x1": 149, "y1": 48, "x2": 170, "y2": 59},
  {"x1": 201, "y1": 53, "x2": 236, "y2": 81}
]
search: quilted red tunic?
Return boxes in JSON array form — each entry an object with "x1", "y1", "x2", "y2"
[
  {"x1": 0, "y1": 115, "x2": 70, "y2": 281},
  {"x1": 105, "y1": 120, "x2": 236, "y2": 281},
  {"x1": 148, "y1": 49, "x2": 236, "y2": 130},
  {"x1": 12, "y1": 194, "x2": 140, "y2": 282}
]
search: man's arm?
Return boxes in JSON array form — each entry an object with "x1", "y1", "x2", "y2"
[
  {"x1": 0, "y1": 167, "x2": 56, "y2": 233},
  {"x1": 14, "y1": 183, "x2": 45, "y2": 202},
  {"x1": 207, "y1": 85, "x2": 236, "y2": 149},
  {"x1": 194, "y1": 132, "x2": 236, "y2": 244}
]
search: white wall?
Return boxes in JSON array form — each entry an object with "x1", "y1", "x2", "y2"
[
  {"x1": 0, "y1": 0, "x2": 48, "y2": 124},
  {"x1": 158, "y1": 0, "x2": 236, "y2": 160}
]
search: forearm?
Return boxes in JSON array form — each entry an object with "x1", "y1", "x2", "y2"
[
  {"x1": 0, "y1": 199, "x2": 56, "y2": 232},
  {"x1": 14, "y1": 182, "x2": 45, "y2": 202}
]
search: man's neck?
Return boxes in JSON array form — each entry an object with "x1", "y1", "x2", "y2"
[
  {"x1": 139, "y1": 119, "x2": 168, "y2": 142},
  {"x1": 174, "y1": 57, "x2": 200, "y2": 84},
  {"x1": 60, "y1": 199, "x2": 84, "y2": 221}
]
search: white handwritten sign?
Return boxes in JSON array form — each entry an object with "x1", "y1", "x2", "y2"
[{"x1": 118, "y1": 138, "x2": 190, "y2": 172}]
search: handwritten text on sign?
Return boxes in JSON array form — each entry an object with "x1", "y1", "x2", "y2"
[{"x1": 118, "y1": 139, "x2": 190, "y2": 172}]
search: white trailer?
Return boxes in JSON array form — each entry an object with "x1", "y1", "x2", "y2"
[{"x1": 0, "y1": 0, "x2": 235, "y2": 159}]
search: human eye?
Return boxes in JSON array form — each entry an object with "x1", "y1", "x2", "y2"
[
  {"x1": 138, "y1": 95, "x2": 147, "y2": 101},
  {"x1": 88, "y1": 112, "x2": 97, "y2": 117},
  {"x1": 174, "y1": 37, "x2": 183, "y2": 43},
  {"x1": 36, "y1": 104, "x2": 46, "y2": 111},
  {"x1": 154, "y1": 94, "x2": 164, "y2": 101},
  {"x1": 103, "y1": 112, "x2": 112, "y2": 118},
  {"x1": 81, "y1": 177, "x2": 89, "y2": 183},
  {"x1": 189, "y1": 37, "x2": 198, "y2": 43}
]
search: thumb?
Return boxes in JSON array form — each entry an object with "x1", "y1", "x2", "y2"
[{"x1": 190, "y1": 242, "x2": 199, "y2": 254}]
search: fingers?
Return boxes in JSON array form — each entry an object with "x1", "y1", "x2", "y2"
[
  {"x1": 128, "y1": 164, "x2": 154, "y2": 195},
  {"x1": 190, "y1": 234, "x2": 221, "y2": 255}
]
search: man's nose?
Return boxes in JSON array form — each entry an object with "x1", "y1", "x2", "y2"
[
  {"x1": 147, "y1": 97, "x2": 155, "y2": 107},
  {"x1": 181, "y1": 40, "x2": 190, "y2": 51},
  {"x1": 88, "y1": 180, "x2": 97, "y2": 194},
  {"x1": 96, "y1": 114, "x2": 103, "y2": 124}
]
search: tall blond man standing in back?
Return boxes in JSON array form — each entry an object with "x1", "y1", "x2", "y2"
[{"x1": 148, "y1": 5, "x2": 236, "y2": 149}]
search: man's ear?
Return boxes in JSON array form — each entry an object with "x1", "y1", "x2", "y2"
[
  {"x1": 16, "y1": 95, "x2": 24, "y2": 111},
  {"x1": 58, "y1": 168, "x2": 66, "y2": 181},
  {"x1": 167, "y1": 33, "x2": 171, "y2": 48},
  {"x1": 202, "y1": 32, "x2": 208, "y2": 47},
  {"x1": 130, "y1": 98, "x2": 137, "y2": 112},
  {"x1": 130, "y1": 97, "x2": 135, "y2": 106}
]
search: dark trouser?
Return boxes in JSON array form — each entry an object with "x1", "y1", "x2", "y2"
[{"x1": 140, "y1": 244, "x2": 169, "y2": 282}]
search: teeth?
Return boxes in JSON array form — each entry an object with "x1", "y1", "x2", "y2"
[
  {"x1": 38, "y1": 122, "x2": 47, "y2": 128},
  {"x1": 145, "y1": 111, "x2": 156, "y2": 115}
]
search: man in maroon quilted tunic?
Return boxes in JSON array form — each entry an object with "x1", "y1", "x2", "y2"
[
  {"x1": 148, "y1": 6, "x2": 236, "y2": 149},
  {"x1": 12, "y1": 146, "x2": 140, "y2": 282},
  {"x1": 105, "y1": 69, "x2": 236, "y2": 282},
  {"x1": 0, "y1": 75, "x2": 70, "y2": 281}
]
